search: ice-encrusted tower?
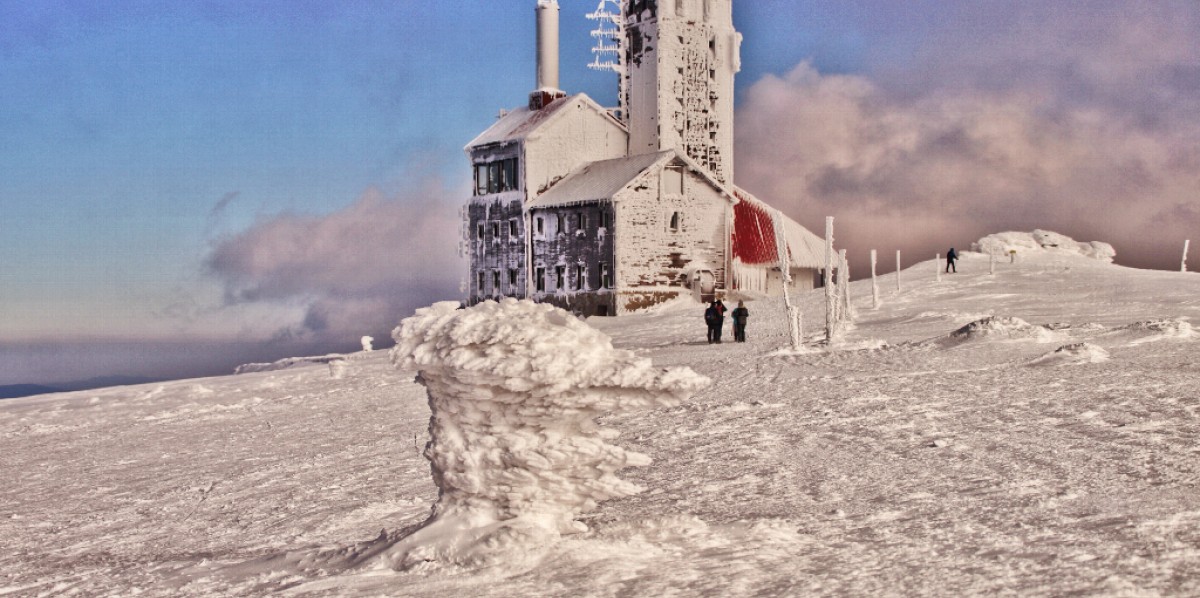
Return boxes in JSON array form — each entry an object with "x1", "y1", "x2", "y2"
[{"x1": 623, "y1": 0, "x2": 742, "y2": 184}]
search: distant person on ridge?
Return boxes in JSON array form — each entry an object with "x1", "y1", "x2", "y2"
[
  {"x1": 946, "y1": 248, "x2": 958, "y2": 273},
  {"x1": 732, "y1": 301, "x2": 750, "y2": 342},
  {"x1": 704, "y1": 301, "x2": 724, "y2": 344}
]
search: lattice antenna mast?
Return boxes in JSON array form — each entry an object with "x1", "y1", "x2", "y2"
[{"x1": 586, "y1": 0, "x2": 626, "y2": 120}]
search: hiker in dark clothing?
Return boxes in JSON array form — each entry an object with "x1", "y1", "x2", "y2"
[
  {"x1": 705, "y1": 301, "x2": 725, "y2": 343},
  {"x1": 732, "y1": 301, "x2": 749, "y2": 342},
  {"x1": 946, "y1": 248, "x2": 958, "y2": 273}
]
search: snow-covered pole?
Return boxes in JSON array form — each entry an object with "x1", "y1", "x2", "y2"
[
  {"x1": 870, "y1": 250, "x2": 879, "y2": 309},
  {"x1": 771, "y1": 209, "x2": 802, "y2": 350},
  {"x1": 838, "y1": 249, "x2": 850, "y2": 323},
  {"x1": 936, "y1": 253, "x2": 942, "y2": 282},
  {"x1": 990, "y1": 253, "x2": 996, "y2": 276},
  {"x1": 825, "y1": 217, "x2": 835, "y2": 343},
  {"x1": 1183, "y1": 240, "x2": 1190, "y2": 273},
  {"x1": 895, "y1": 250, "x2": 901, "y2": 293}
]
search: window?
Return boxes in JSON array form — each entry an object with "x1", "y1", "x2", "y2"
[
  {"x1": 492, "y1": 270, "x2": 500, "y2": 294},
  {"x1": 663, "y1": 166, "x2": 684, "y2": 195},
  {"x1": 555, "y1": 265, "x2": 565, "y2": 290},
  {"x1": 474, "y1": 159, "x2": 519, "y2": 195},
  {"x1": 600, "y1": 262, "x2": 613, "y2": 288},
  {"x1": 474, "y1": 164, "x2": 488, "y2": 196},
  {"x1": 669, "y1": 211, "x2": 682, "y2": 232},
  {"x1": 509, "y1": 219, "x2": 518, "y2": 237},
  {"x1": 599, "y1": 211, "x2": 609, "y2": 229},
  {"x1": 536, "y1": 217, "x2": 544, "y2": 235},
  {"x1": 575, "y1": 213, "x2": 586, "y2": 231},
  {"x1": 488, "y1": 163, "x2": 501, "y2": 194},
  {"x1": 536, "y1": 267, "x2": 545, "y2": 292},
  {"x1": 503, "y1": 158, "x2": 518, "y2": 191},
  {"x1": 477, "y1": 223, "x2": 485, "y2": 239},
  {"x1": 574, "y1": 265, "x2": 586, "y2": 290},
  {"x1": 556, "y1": 214, "x2": 565, "y2": 235},
  {"x1": 508, "y1": 268, "x2": 518, "y2": 287},
  {"x1": 477, "y1": 271, "x2": 485, "y2": 293},
  {"x1": 491, "y1": 222, "x2": 500, "y2": 238}
]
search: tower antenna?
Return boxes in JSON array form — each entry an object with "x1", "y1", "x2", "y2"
[{"x1": 586, "y1": 0, "x2": 626, "y2": 120}]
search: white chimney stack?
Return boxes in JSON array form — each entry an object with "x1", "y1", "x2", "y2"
[
  {"x1": 530, "y1": 0, "x2": 565, "y2": 110},
  {"x1": 536, "y1": 0, "x2": 561, "y2": 91}
]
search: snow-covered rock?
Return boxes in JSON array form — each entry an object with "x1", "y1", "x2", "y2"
[
  {"x1": 944, "y1": 316, "x2": 1058, "y2": 344},
  {"x1": 1029, "y1": 343, "x2": 1111, "y2": 366},
  {"x1": 971, "y1": 230, "x2": 1116, "y2": 263},
  {"x1": 385, "y1": 299, "x2": 710, "y2": 568}
]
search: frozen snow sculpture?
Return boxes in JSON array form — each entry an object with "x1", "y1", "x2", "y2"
[
  {"x1": 386, "y1": 299, "x2": 709, "y2": 568},
  {"x1": 360, "y1": 335, "x2": 374, "y2": 352}
]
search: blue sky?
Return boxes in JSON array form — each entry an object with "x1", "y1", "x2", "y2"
[{"x1": 2, "y1": 1, "x2": 1197, "y2": 386}]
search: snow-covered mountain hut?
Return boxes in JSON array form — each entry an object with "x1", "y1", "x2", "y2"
[{"x1": 465, "y1": 0, "x2": 825, "y2": 316}]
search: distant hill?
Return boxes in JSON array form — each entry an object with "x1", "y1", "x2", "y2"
[
  {"x1": 1, "y1": 376, "x2": 165, "y2": 400},
  {"x1": 0, "y1": 384, "x2": 63, "y2": 400}
]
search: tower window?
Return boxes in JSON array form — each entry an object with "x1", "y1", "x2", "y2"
[{"x1": 670, "y1": 211, "x2": 682, "y2": 232}]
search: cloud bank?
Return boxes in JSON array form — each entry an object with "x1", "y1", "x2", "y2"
[
  {"x1": 205, "y1": 179, "x2": 464, "y2": 348},
  {"x1": 736, "y1": 1, "x2": 1199, "y2": 274}
]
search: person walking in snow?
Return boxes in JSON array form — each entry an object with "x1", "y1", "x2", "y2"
[
  {"x1": 946, "y1": 248, "x2": 958, "y2": 273},
  {"x1": 704, "y1": 301, "x2": 725, "y2": 344},
  {"x1": 732, "y1": 301, "x2": 749, "y2": 342}
]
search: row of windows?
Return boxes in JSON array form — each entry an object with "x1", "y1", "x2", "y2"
[
  {"x1": 476, "y1": 263, "x2": 614, "y2": 295},
  {"x1": 477, "y1": 219, "x2": 519, "y2": 240},
  {"x1": 532, "y1": 211, "x2": 610, "y2": 236},
  {"x1": 474, "y1": 209, "x2": 682, "y2": 243},
  {"x1": 473, "y1": 158, "x2": 519, "y2": 196}
]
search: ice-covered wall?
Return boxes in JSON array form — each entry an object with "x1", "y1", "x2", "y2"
[
  {"x1": 387, "y1": 299, "x2": 709, "y2": 568},
  {"x1": 613, "y1": 160, "x2": 729, "y2": 312},
  {"x1": 524, "y1": 97, "x2": 628, "y2": 197},
  {"x1": 529, "y1": 202, "x2": 618, "y2": 316}
]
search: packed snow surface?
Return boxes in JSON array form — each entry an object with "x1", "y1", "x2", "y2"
[{"x1": 3, "y1": 247, "x2": 1200, "y2": 596}]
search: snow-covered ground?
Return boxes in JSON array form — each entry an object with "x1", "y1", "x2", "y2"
[{"x1": 3, "y1": 244, "x2": 1200, "y2": 597}]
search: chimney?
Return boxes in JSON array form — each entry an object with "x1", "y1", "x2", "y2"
[{"x1": 530, "y1": 0, "x2": 567, "y2": 110}]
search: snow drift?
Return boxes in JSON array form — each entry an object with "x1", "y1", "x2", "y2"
[
  {"x1": 972, "y1": 230, "x2": 1116, "y2": 262},
  {"x1": 385, "y1": 299, "x2": 710, "y2": 568}
]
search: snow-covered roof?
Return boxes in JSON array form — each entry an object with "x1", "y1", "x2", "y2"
[
  {"x1": 731, "y1": 188, "x2": 826, "y2": 270},
  {"x1": 465, "y1": 94, "x2": 622, "y2": 150},
  {"x1": 526, "y1": 151, "x2": 674, "y2": 209}
]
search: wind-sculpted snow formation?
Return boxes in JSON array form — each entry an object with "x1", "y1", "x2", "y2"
[
  {"x1": 385, "y1": 299, "x2": 710, "y2": 569},
  {"x1": 972, "y1": 230, "x2": 1116, "y2": 262}
]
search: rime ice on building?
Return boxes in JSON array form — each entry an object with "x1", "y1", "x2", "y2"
[{"x1": 466, "y1": 0, "x2": 825, "y2": 316}]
